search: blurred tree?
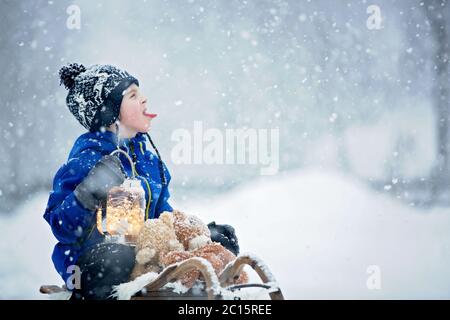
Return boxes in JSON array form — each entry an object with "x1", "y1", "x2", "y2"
[
  {"x1": 0, "y1": 0, "x2": 69, "y2": 213},
  {"x1": 423, "y1": 0, "x2": 450, "y2": 203}
]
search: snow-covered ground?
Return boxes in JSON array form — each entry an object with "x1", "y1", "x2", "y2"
[
  {"x1": 182, "y1": 169, "x2": 450, "y2": 299},
  {"x1": 1, "y1": 169, "x2": 450, "y2": 299},
  {"x1": 0, "y1": 191, "x2": 62, "y2": 299}
]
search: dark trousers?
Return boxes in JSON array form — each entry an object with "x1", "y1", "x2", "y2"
[{"x1": 70, "y1": 242, "x2": 135, "y2": 300}]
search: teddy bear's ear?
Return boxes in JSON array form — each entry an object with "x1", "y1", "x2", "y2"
[
  {"x1": 159, "y1": 212, "x2": 175, "y2": 227},
  {"x1": 136, "y1": 248, "x2": 156, "y2": 264},
  {"x1": 173, "y1": 210, "x2": 187, "y2": 221}
]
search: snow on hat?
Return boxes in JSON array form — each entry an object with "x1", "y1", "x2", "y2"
[{"x1": 59, "y1": 63, "x2": 139, "y2": 132}]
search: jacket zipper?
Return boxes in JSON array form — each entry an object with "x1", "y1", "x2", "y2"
[{"x1": 129, "y1": 141, "x2": 152, "y2": 220}]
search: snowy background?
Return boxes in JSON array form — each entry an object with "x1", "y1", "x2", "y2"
[{"x1": 1, "y1": 0, "x2": 450, "y2": 299}]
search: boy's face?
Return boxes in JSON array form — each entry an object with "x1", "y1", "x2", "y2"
[{"x1": 119, "y1": 84, "x2": 156, "y2": 135}]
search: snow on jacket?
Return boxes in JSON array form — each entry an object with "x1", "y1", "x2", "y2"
[{"x1": 43, "y1": 130, "x2": 173, "y2": 285}]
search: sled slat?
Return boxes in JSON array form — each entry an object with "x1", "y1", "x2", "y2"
[
  {"x1": 219, "y1": 255, "x2": 285, "y2": 300},
  {"x1": 144, "y1": 257, "x2": 223, "y2": 300}
]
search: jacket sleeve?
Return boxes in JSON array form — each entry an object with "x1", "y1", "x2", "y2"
[
  {"x1": 155, "y1": 162, "x2": 173, "y2": 214},
  {"x1": 43, "y1": 157, "x2": 98, "y2": 244}
]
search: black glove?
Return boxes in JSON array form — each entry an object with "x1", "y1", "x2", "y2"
[
  {"x1": 207, "y1": 221, "x2": 240, "y2": 256},
  {"x1": 74, "y1": 155, "x2": 126, "y2": 211}
]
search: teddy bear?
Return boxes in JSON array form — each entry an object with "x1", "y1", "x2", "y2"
[
  {"x1": 130, "y1": 210, "x2": 248, "y2": 288},
  {"x1": 160, "y1": 210, "x2": 248, "y2": 288},
  {"x1": 172, "y1": 210, "x2": 212, "y2": 250},
  {"x1": 130, "y1": 211, "x2": 184, "y2": 280}
]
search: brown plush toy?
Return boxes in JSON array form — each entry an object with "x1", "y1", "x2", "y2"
[
  {"x1": 172, "y1": 210, "x2": 212, "y2": 250},
  {"x1": 130, "y1": 212, "x2": 184, "y2": 280},
  {"x1": 130, "y1": 210, "x2": 248, "y2": 289},
  {"x1": 160, "y1": 210, "x2": 248, "y2": 288}
]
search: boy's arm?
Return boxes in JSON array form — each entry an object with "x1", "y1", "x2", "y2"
[{"x1": 43, "y1": 157, "x2": 97, "y2": 244}]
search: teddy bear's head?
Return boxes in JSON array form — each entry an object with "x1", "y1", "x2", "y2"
[
  {"x1": 131, "y1": 211, "x2": 184, "y2": 279},
  {"x1": 172, "y1": 210, "x2": 212, "y2": 251}
]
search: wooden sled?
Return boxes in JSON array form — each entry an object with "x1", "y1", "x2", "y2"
[{"x1": 40, "y1": 254, "x2": 284, "y2": 300}]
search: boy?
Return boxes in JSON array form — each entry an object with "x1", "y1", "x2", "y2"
[{"x1": 44, "y1": 63, "x2": 239, "y2": 299}]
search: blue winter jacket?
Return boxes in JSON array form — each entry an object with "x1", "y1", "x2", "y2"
[{"x1": 43, "y1": 130, "x2": 173, "y2": 284}]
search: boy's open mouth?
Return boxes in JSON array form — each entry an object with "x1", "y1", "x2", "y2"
[{"x1": 143, "y1": 112, "x2": 157, "y2": 119}]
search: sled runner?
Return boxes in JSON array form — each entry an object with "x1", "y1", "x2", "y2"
[{"x1": 39, "y1": 254, "x2": 284, "y2": 300}]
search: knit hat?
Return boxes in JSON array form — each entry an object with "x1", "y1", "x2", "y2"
[{"x1": 59, "y1": 63, "x2": 139, "y2": 132}]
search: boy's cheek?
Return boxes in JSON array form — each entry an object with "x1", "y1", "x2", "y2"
[{"x1": 132, "y1": 112, "x2": 147, "y2": 125}]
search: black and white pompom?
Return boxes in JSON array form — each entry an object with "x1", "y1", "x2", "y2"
[{"x1": 59, "y1": 63, "x2": 86, "y2": 89}]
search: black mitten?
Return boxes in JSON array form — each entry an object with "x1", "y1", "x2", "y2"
[
  {"x1": 207, "y1": 221, "x2": 240, "y2": 256},
  {"x1": 74, "y1": 155, "x2": 126, "y2": 211}
]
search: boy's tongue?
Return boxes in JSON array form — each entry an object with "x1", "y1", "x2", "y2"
[{"x1": 143, "y1": 112, "x2": 157, "y2": 118}]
